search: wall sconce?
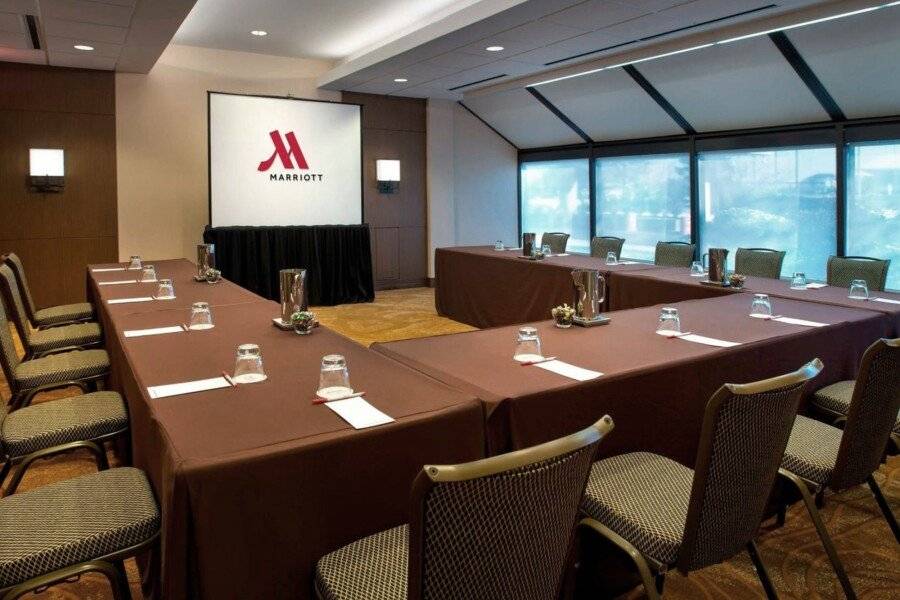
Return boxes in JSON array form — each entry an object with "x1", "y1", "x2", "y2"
[
  {"x1": 29, "y1": 148, "x2": 65, "y2": 192},
  {"x1": 376, "y1": 159, "x2": 400, "y2": 194}
]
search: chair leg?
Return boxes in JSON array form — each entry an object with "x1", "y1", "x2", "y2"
[
  {"x1": 779, "y1": 469, "x2": 857, "y2": 600},
  {"x1": 655, "y1": 572, "x2": 666, "y2": 594},
  {"x1": 113, "y1": 561, "x2": 132, "y2": 600},
  {"x1": 579, "y1": 518, "x2": 662, "y2": 600},
  {"x1": 815, "y1": 489, "x2": 826, "y2": 509},
  {"x1": 866, "y1": 475, "x2": 900, "y2": 543},
  {"x1": 775, "y1": 501, "x2": 787, "y2": 527},
  {"x1": 746, "y1": 540, "x2": 779, "y2": 600},
  {"x1": 0, "y1": 460, "x2": 10, "y2": 490}
]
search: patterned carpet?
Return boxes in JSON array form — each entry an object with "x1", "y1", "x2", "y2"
[{"x1": 2, "y1": 287, "x2": 897, "y2": 599}]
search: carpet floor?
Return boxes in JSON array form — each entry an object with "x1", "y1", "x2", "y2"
[{"x1": 2, "y1": 287, "x2": 897, "y2": 599}]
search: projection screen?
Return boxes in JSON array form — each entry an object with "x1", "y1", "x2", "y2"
[{"x1": 208, "y1": 92, "x2": 362, "y2": 227}]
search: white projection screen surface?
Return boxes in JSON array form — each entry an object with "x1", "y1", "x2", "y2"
[{"x1": 209, "y1": 92, "x2": 362, "y2": 227}]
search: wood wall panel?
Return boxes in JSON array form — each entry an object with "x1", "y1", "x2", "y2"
[
  {"x1": 0, "y1": 61, "x2": 117, "y2": 308},
  {"x1": 343, "y1": 92, "x2": 427, "y2": 290}
]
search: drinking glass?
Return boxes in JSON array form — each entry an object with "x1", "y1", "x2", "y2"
[
  {"x1": 606, "y1": 252, "x2": 618, "y2": 266},
  {"x1": 140, "y1": 265, "x2": 157, "y2": 282},
  {"x1": 541, "y1": 243, "x2": 552, "y2": 256},
  {"x1": 848, "y1": 279, "x2": 869, "y2": 300},
  {"x1": 188, "y1": 302, "x2": 214, "y2": 330},
  {"x1": 155, "y1": 278, "x2": 175, "y2": 300},
  {"x1": 317, "y1": 354, "x2": 352, "y2": 400},
  {"x1": 790, "y1": 272, "x2": 807, "y2": 290},
  {"x1": 749, "y1": 294, "x2": 773, "y2": 318},
  {"x1": 513, "y1": 326, "x2": 543, "y2": 362},
  {"x1": 233, "y1": 343, "x2": 266, "y2": 383},
  {"x1": 690, "y1": 261, "x2": 705, "y2": 277},
  {"x1": 494, "y1": 240, "x2": 504, "y2": 251},
  {"x1": 656, "y1": 307, "x2": 681, "y2": 336},
  {"x1": 128, "y1": 255, "x2": 142, "y2": 270}
]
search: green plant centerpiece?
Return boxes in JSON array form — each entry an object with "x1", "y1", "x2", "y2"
[
  {"x1": 551, "y1": 303, "x2": 575, "y2": 328},
  {"x1": 728, "y1": 273, "x2": 747, "y2": 289},
  {"x1": 290, "y1": 310, "x2": 316, "y2": 335},
  {"x1": 204, "y1": 268, "x2": 222, "y2": 284}
]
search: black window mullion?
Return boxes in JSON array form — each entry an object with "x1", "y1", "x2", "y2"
[{"x1": 836, "y1": 125, "x2": 847, "y2": 257}]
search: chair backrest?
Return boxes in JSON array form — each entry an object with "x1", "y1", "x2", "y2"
[
  {"x1": 3, "y1": 253, "x2": 38, "y2": 322},
  {"x1": 826, "y1": 255, "x2": 890, "y2": 291},
  {"x1": 590, "y1": 236, "x2": 625, "y2": 260},
  {"x1": 829, "y1": 338, "x2": 900, "y2": 490},
  {"x1": 676, "y1": 360, "x2": 822, "y2": 572},
  {"x1": 540, "y1": 232, "x2": 570, "y2": 254},
  {"x1": 407, "y1": 416, "x2": 614, "y2": 600},
  {"x1": 734, "y1": 247, "x2": 786, "y2": 279},
  {"x1": 654, "y1": 241, "x2": 695, "y2": 267},
  {"x1": 0, "y1": 264, "x2": 34, "y2": 347},
  {"x1": 0, "y1": 289, "x2": 22, "y2": 392}
]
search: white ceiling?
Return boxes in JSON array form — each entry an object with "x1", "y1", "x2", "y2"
[{"x1": 0, "y1": 0, "x2": 196, "y2": 72}]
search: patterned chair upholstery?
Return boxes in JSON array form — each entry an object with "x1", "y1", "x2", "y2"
[
  {"x1": 315, "y1": 416, "x2": 615, "y2": 600},
  {"x1": 654, "y1": 242, "x2": 695, "y2": 268},
  {"x1": 734, "y1": 248, "x2": 786, "y2": 279},
  {"x1": 826, "y1": 255, "x2": 890, "y2": 291},
  {"x1": 0, "y1": 299, "x2": 109, "y2": 411},
  {"x1": 541, "y1": 232, "x2": 570, "y2": 254},
  {"x1": 591, "y1": 236, "x2": 626, "y2": 260},
  {"x1": 0, "y1": 265, "x2": 102, "y2": 359},
  {"x1": 0, "y1": 467, "x2": 159, "y2": 598},
  {"x1": 580, "y1": 360, "x2": 822, "y2": 600},
  {"x1": 3, "y1": 254, "x2": 94, "y2": 328},
  {"x1": 0, "y1": 391, "x2": 128, "y2": 496},
  {"x1": 779, "y1": 338, "x2": 900, "y2": 599}
]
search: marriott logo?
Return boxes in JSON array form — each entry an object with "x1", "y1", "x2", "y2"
[{"x1": 257, "y1": 130, "x2": 324, "y2": 182}]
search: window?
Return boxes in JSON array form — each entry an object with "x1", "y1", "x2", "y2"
[
  {"x1": 697, "y1": 146, "x2": 836, "y2": 280},
  {"x1": 520, "y1": 159, "x2": 590, "y2": 253},
  {"x1": 846, "y1": 140, "x2": 900, "y2": 291},
  {"x1": 595, "y1": 153, "x2": 691, "y2": 261}
]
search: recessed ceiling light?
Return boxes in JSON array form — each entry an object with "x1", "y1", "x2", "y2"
[
  {"x1": 485, "y1": 45, "x2": 504, "y2": 52},
  {"x1": 250, "y1": 30, "x2": 268, "y2": 36},
  {"x1": 394, "y1": 78, "x2": 408, "y2": 83},
  {"x1": 73, "y1": 44, "x2": 94, "y2": 51}
]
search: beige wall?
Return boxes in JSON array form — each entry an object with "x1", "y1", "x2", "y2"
[{"x1": 115, "y1": 44, "x2": 338, "y2": 261}]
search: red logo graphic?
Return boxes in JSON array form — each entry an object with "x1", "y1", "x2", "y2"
[{"x1": 257, "y1": 130, "x2": 309, "y2": 171}]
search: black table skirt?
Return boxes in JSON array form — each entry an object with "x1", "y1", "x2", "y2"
[{"x1": 203, "y1": 224, "x2": 375, "y2": 306}]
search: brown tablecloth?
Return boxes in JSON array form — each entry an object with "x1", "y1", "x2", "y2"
[
  {"x1": 434, "y1": 246, "x2": 657, "y2": 327},
  {"x1": 375, "y1": 292, "x2": 893, "y2": 464},
  {"x1": 88, "y1": 260, "x2": 484, "y2": 600}
]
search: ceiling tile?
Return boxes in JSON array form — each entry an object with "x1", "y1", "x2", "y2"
[
  {"x1": 0, "y1": 11, "x2": 23, "y2": 33},
  {"x1": 0, "y1": 45, "x2": 44, "y2": 63},
  {"x1": 512, "y1": 29, "x2": 631, "y2": 65},
  {"x1": 0, "y1": 30, "x2": 28, "y2": 48},
  {"x1": 48, "y1": 48, "x2": 117, "y2": 69},
  {"x1": 544, "y1": 0, "x2": 652, "y2": 31},
  {"x1": 458, "y1": 19, "x2": 588, "y2": 58},
  {"x1": 45, "y1": 34, "x2": 122, "y2": 58},
  {"x1": 0, "y1": 1, "x2": 37, "y2": 14},
  {"x1": 43, "y1": 17, "x2": 128, "y2": 43},
  {"x1": 424, "y1": 50, "x2": 496, "y2": 70},
  {"x1": 40, "y1": 0, "x2": 134, "y2": 27}
]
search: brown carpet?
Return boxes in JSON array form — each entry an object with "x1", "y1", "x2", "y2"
[{"x1": 2, "y1": 287, "x2": 897, "y2": 599}]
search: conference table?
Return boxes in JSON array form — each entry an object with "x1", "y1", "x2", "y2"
[
  {"x1": 376, "y1": 292, "x2": 894, "y2": 462},
  {"x1": 87, "y1": 259, "x2": 484, "y2": 600}
]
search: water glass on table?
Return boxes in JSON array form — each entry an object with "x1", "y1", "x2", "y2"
[
  {"x1": 128, "y1": 255, "x2": 142, "y2": 270},
  {"x1": 848, "y1": 279, "x2": 869, "y2": 300},
  {"x1": 749, "y1": 294, "x2": 773, "y2": 318},
  {"x1": 140, "y1": 265, "x2": 157, "y2": 282},
  {"x1": 494, "y1": 240, "x2": 504, "y2": 251},
  {"x1": 656, "y1": 307, "x2": 681, "y2": 336},
  {"x1": 514, "y1": 326, "x2": 543, "y2": 362},
  {"x1": 317, "y1": 354, "x2": 352, "y2": 400},
  {"x1": 189, "y1": 302, "x2": 214, "y2": 330},
  {"x1": 541, "y1": 244, "x2": 552, "y2": 256},
  {"x1": 155, "y1": 278, "x2": 175, "y2": 299},
  {"x1": 606, "y1": 252, "x2": 618, "y2": 266},
  {"x1": 690, "y1": 261, "x2": 705, "y2": 277},
  {"x1": 233, "y1": 343, "x2": 267, "y2": 383},
  {"x1": 790, "y1": 272, "x2": 807, "y2": 290}
]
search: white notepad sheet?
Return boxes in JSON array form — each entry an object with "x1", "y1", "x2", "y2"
[
  {"x1": 325, "y1": 397, "x2": 395, "y2": 429},
  {"x1": 535, "y1": 360, "x2": 602, "y2": 381},
  {"x1": 91, "y1": 267, "x2": 125, "y2": 272},
  {"x1": 124, "y1": 326, "x2": 184, "y2": 338},
  {"x1": 678, "y1": 334, "x2": 741, "y2": 348},
  {"x1": 773, "y1": 316, "x2": 828, "y2": 327},
  {"x1": 98, "y1": 280, "x2": 137, "y2": 286},
  {"x1": 872, "y1": 297, "x2": 900, "y2": 305},
  {"x1": 148, "y1": 377, "x2": 231, "y2": 399},
  {"x1": 805, "y1": 282, "x2": 828, "y2": 289},
  {"x1": 107, "y1": 297, "x2": 154, "y2": 304}
]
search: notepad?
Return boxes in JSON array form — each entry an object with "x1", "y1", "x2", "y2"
[
  {"x1": 551, "y1": 253, "x2": 570, "y2": 257},
  {"x1": 148, "y1": 377, "x2": 231, "y2": 399},
  {"x1": 617, "y1": 261, "x2": 641, "y2": 265},
  {"x1": 535, "y1": 360, "x2": 602, "y2": 381},
  {"x1": 773, "y1": 316, "x2": 828, "y2": 327},
  {"x1": 107, "y1": 297, "x2": 154, "y2": 304},
  {"x1": 91, "y1": 267, "x2": 125, "y2": 272},
  {"x1": 325, "y1": 397, "x2": 395, "y2": 429},
  {"x1": 124, "y1": 326, "x2": 184, "y2": 338},
  {"x1": 678, "y1": 334, "x2": 741, "y2": 348},
  {"x1": 98, "y1": 280, "x2": 138, "y2": 286},
  {"x1": 805, "y1": 282, "x2": 828, "y2": 289},
  {"x1": 872, "y1": 297, "x2": 900, "y2": 305}
]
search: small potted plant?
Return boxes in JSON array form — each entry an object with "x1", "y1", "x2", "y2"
[
  {"x1": 551, "y1": 303, "x2": 575, "y2": 328},
  {"x1": 290, "y1": 310, "x2": 316, "y2": 335},
  {"x1": 204, "y1": 268, "x2": 222, "y2": 284},
  {"x1": 728, "y1": 273, "x2": 747, "y2": 289}
]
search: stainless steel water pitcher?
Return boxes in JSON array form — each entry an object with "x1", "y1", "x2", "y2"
[
  {"x1": 197, "y1": 243, "x2": 215, "y2": 277},
  {"x1": 522, "y1": 233, "x2": 536, "y2": 257},
  {"x1": 279, "y1": 268, "x2": 308, "y2": 322},
  {"x1": 572, "y1": 269, "x2": 605, "y2": 321},
  {"x1": 706, "y1": 248, "x2": 729, "y2": 283}
]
